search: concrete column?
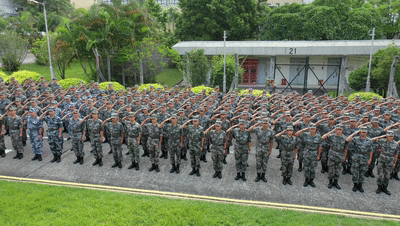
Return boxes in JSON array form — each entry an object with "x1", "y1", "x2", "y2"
[
  {"x1": 339, "y1": 56, "x2": 348, "y2": 96},
  {"x1": 269, "y1": 56, "x2": 275, "y2": 81}
]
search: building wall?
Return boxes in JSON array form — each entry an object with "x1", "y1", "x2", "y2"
[{"x1": 70, "y1": 0, "x2": 98, "y2": 9}]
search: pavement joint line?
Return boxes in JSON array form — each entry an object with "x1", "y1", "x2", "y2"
[{"x1": 1, "y1": 175, "x2": 399, "y2": 221}]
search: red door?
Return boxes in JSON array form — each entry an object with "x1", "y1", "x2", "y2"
[{"x1": 242, "y1": 59, "x2": 258, "y2": 85}]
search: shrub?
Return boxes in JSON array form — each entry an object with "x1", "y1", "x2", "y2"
[
  {"x1": 99, "y1": 82, "x2": 126, "y2": 91},
  {"x1": 58, "y1": 78, "x2": 88, "y2": 89},
  {"x1": 10, "y1": 70, "x2": 41, "y2": 83},
  {"x1": 138, "y1": 83, "x2": 163, "y2": 91},
  {"x1": 211, "y1": 55, "x2": 243, "y2": 91},
  {"x1": 192, "y1": 85, "x2": 213, "y2": 95},
  {"x1": 348, "y1": 92, "x2": 383, "y2": 102},
  {"x1": 239, "y1": 89, "x2": 269, "y2": 97},
  {"x1": 0, "y1": 71, "x2": 10, "y2": 82}
]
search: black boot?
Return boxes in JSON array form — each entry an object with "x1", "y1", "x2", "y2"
[
  {"x1": 92, "y1": 158, "x2": 100, "y2": 166},
  {"x1": 235, "y1": 173, "x2": 241, "y2": 180},
  {"x1": 31, "y1": 154, "x2": 39, "y2": 161},
  {"x1": 352, "y1": 183, "x2": 358, "y2": 192},
  {"x1": 298, "y1": 161, "x2": 303, "y2": 172},
  {"x1": 218, "y1": 171, "x2": 222, "y2": 179},
  {"x1": 255, "y1": 173, "x2": 261, "y2": 182},
  {"x1": 203, "y1": 155, "x2": 207, "y2": 162},
  {"x1": 79, "y1": 156, "x2": 83, "y2": 165},
  {"x1": 321, "y1": 163, "x2": 326, "y2": 173},
  {"x1": 393, "y1": 172, "x2": 400, "y2": 180},
  {"x1": 142, "y1": 150, "x2": 149, "y2": 157},
  {"x1": 112, "y1": 161, "x2": 119, "y2": 168},
  {"x1": 309, "y1": 179, "x2": 316, "y2": 187},
  {"x1": 98, "y1": 158, "x2": 103, "y2": 166},
  {"x1": 282, "y1": 177, "x2": 287, "y2": 185},
  {"x1": 213, "y1": 171, "x2": 218, "y2": 178},
  {"x1": 175, "y1": 164, "x2": 180, "y2": 174},
  {"x1": 346, "y1": 166, "x2": 352, "y2": 175},
  {"x1": 365, "y1": 169, "x2": 370, "y2": 178},
  {"x1": 37, "y1": 154, "x2": 42, "y2": 161},
  {"x1": 286, "y1": 177, "x2": 292, "y2": 185},
  {"x1": 135, "y1": 163, "x2": 140, "y2": 171},
  {"x1": 155, "y1": 165, "x2": 160, "y2": 172},
  {"x1": 261, "y1": 173, "x2": 268, "y2": 182},
  {"x1": 303, "y1": 178, "x2": 309, "y2": 187},
  {"x1": 369, "y1": 169, "x2": 375, "y2": 178},
  {"x1": 375, "y1": 185, "x2": 382, "y2": 194},
  {"x1": 342, "y1": 165, "x2": 347, "y2": 175},
  {"x1": 128, "y1": 162, "x2": 136, "y2": 169},
  {"x1": 189, "y1": 168, "x2": 196, "y2": 175},
  {"x1": 148, "y1": 164, "x2": 156, "y2": 171},
  {"x1": 382, "y1": 185, "x2": 391, "y2": 195},
  {"x1": 182, "y1": 153, "x2": 187, "y2": 161},
  {"x1": 73, "y1": 156, "x2": 80, "y2": 164},
  {"x1": 333, "y1": 179, "x2": 341, "y2": 189},
  {"x1": 56, "y1": 154, "x2": 61, "y2": 163},
  {"x1": 242, "y1": 173, "x2": 246, "y2": 181},
  {"x1": 18, "y1": 153, "x2": 23, "y2": 159},
  {"x1": 390, "y1": 172, "x2": 393, "y2": 179},
  {"x1": 170, "y1": 164, "x2": 176, "y2": 173},
  {"x1": 125, "y1": 151, "x2": 130, "y2": 155},
  {"x1": 14, "y1": 153, "x2": 21, "y2": 159},
  {"x1": 108, "y1": 149, "x2": 113, "y2": 154},
  {"x1": 196, "y1": 169, "x2": 200, "y2": 177},
  {"x1": 118, "y1": 161, "x2": 122, "y2": 169},
  {"x1": 223, "y1": 156, "x2": 227, "y2": 164},
  {"x1": 164, "y1": 151, "x2": 168, "y2": 159},
  {"x1": 328, "y1": 179, "x2": 333, "y2": 189},
  {"x1": 160, "y1": 151, "x2": 165, "y2": 159},
  {"x1": 0, "y1": 149, "x2": 6, "y2": 158},
  {"x1": 358, "y1": 183, "x2": 364, "y2": 193}
]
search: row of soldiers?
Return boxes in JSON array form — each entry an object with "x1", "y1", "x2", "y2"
[{"x1": 0, "y1": 77, "x2": 399, "y2": 195}]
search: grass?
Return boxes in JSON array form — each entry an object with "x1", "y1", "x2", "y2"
[
  {"x1": 0, "y1": 180, "x2": 398, "y2": 226},
  {"x1": 155, "y1": 68, "x2": 182, "y2": 87},
  {"x1": 20, "y1": 61, "x2": 89, "y2": 82}
]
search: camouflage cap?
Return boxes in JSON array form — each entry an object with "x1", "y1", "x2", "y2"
[
  {"x1": 15, "y1": 98, "x2": 21, "y2": 102},
  {"x1": 111, "y1": 113, "x2": 118, "y2": 118},
  {"x1": 322, "y1": 110, "x2": 328, "y2": 114},
  {"x1": 336, "y1": 125, "x2": 344, "y2": 129},
  {"x1": 383, "y1": 111, "x2": 391, "y2": 115},
  {"x1": 192, "y1": 115, "x2": 200, "y2": 121},
  {"x1": 151, "y1": 114, "x2": 158, "y2": 118},
  {"x1": 286, "y1": 125, "x2": 294, "y2": 130},
  {"x1": 220, "y1": 110, "x2": 227, "y2": 115},
  {"x1": 51, "y1": 100, "x2": 58, "y2": 104},
  {"x1": 73, "y1": 109, "x2": 79, "y2": 114},
  {"x1": 371, "y1": 117, "x2": 379, "y2": 122},
  {"x1": 387, "y1": 130, "x2": 394, "y2": 136},
  {"x1": 30, "y1": 98, "x2": 38, "y2": 102},
  {"x1": 47, "y1": 107, "x2": 55, "y2": 112},
  {"x1": 171, "y1": 114, "x2": 178, "y2": 119},
  {"x1": 215, "y1": 120, "x2": 222, "y2": 126},
  {"x1": 9, "y1": 106, "x2": 17, "y2": 111},
  {"x1": 261, "y1": 118, "x2": 269, "y2": 123},
  {"x1": 360, "y1": 127, "x2": 368, "y2": 133},
  {"x1": 309, "y1": 123, "x2": 317, "y2": 129},
  {"x1": 304, "y1": 113, "x2": 311, "y2": 117},
  {"x1": 349, "y1": 117, "x2": 356, "y2": 121},
  {"x1": 285, "y1": 111, "x2": 291, "y2": 116},
  {"x1": 128, "y1": 112, "x2": 135, "y2": 117},
  {"x1": 91, "y1": 109, "x2": 99, "y2": 114}
]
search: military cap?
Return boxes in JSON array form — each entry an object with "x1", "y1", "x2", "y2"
[
  {"x1": 309, "y1": 123, "x2": 316, "y2": 128},
  {"x1": 215, "y1": 120, "x2": 222, "y2": 126},
  {"x1": 171, "y1": 114, "x2": 178, "y2": 119},
  {"x1": 322, "y1": 110, "x2": 328, "y2": 114},
  {"x1": 374, "y1": 107, "x2": 380, "y2": 111},
  {"x1": 304, "y1": 113, "x2": 311, "y2": 117},
  {"x1": 285, "y1": 111, "x2": 291, "y2": 116},
  {"x1": 336, "y1": 125, "x2": 344, "y2": 129},
  {"x1": 261, "y1": 118, "x2": 269, "y2": 123},
  {"x1": 286, "y1": 125, "x2": 294, "y2": 130},
  {"x1": 9, "y1": 106, "x2": 17, "y2": 111},
  {"x1": 65, "y1": 95, "x2": 71, "y2": 99},
  {"x1": 360, "y1": 127, "x2": 368, "y2": 133},
  {"x1": 51, "y1": 100, "x2": 58, "y2": 104},
  {"x1": 387, "y1": 130, "x2": 394, "y2": 136},
  {"x1": 238, "y1": 119, "x2": 246, "y2": 125},
  {"x1": 192, "y1": 115, "x2": 200, "y2": 121},
  {"x1": 178, "y1": 109, "x2": 185, "y2": 113},
  {"x1": 111, "y1": 113, "x2": 118, "y2": 118},
  {"x1": 128, "y1": 112, "x2": 135, "y2": 117},
  {"x1": 349, "y1": 117, "x2": 356, "y2": 121},
  {"x1": 15, "y1": 98, "x2": 21, "y2": 102},
  {"x1": 151, "y1": 114, "x2": 158, "y2": 118},
  {"x1": 362, "y1": 114, "x2": 369, "y2": 118},
  {"x1": 47, "y1": 107, "x2": 55, "y2": 111},
  {"x1": 199, "y1": 107, "x2": 205, "y2": 111},
  {"x1": 30, "y1": 98, "x2": 37, "y2": 102},
  {"x1": 371, "y1": 117, "x2": 379, "y2": 122},
  {"x1": 383, "y1": 111, "x2": 391, "y2": 115},
  {"x1": 73, "y1": 109, "x2": 79, "y2": 114},
  {"x1": 215, "y1": 85, "x2": 220, "y2": 89},
  {"x1": 91, "y1": 109, "x2": 99, "y2": 114}
]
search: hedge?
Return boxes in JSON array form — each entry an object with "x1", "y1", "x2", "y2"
[
  {"x1": 239, "y1": 89, "x2": 270, "y2": 97},
  {"x1": 99, "y1": 82, "x2": 126, "y2": 91},
  {"x1": 192, "y1": 85, "x2": 214, "y2": 95},
  {"x1": 0, "y1": 71, "x2": 9, "y2": 82},
  {"x1": 348, "y1": 92, "x2": 383, "y2": 102},
  {"x1": 138, "y1": 83, "x2": 163, "y2": 91},
  {"x1": 58, "y1": 78, "x2": 88, "y2": 89}
]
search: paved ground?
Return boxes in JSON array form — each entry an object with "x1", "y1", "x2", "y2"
[
  {"x1": 0, "y1": 52, "x2": 36, "y2": 68},
  {"x1": 0, "y1": 132, "x2": 399, "y2": 215}
]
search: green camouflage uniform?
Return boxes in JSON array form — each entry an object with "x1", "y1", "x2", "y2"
[
  {"x1": 376, "y1": 138, "x2": 399, "y2": 187},
  {"x1": 142, "y1": 123, "x2": 161, "y2": 165},
  {"x1": 209, "y1": 130, "x2": 226, "y2": 172},
  {"x1": 252, "y1": 127, "x2": 274, "y2": 174},
  {"x1": 232, "y1": 128, "x2": 251, "y2": 173},
  {"x1": 326, "y1": 134, "x2": 347, "y2": 180},
  {"x1": 350, "y1": 137, "x2": 373, "y2": 184},
  {"x1": 276, "y1": 135, "x2": 298, "y2": 178},
  {"x1": 187, "y1": 125, "x2": 204, "y2": 170},
  {"x1": 7, "y1": 116, "x2": 23, "y2": 155},
  {"x1": 164, "y1": 123, "x2": 182, "y2": 165},
  {"x1": 124, "y1": 120, "x2": 141, "y2": 163},
  {"x1": 300, "y1": 132, "x2": 322, "y2": 180},
  {"x1": 106, "y1": 122, "x2": 125, "y2": 162},
  {"x1": 86, "y1": 118, "x2": 104, "y2": 159}
]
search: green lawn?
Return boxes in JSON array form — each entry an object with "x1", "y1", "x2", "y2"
[
  {"x1": 20, "y1": 62, "x2": 89, "y2": 82},
  {"x1": 0, "y1": 180, "x2": 397, "y2": 226},
  {"x1": 155, "y1": 68, "x2": 182, "y2": 87}
]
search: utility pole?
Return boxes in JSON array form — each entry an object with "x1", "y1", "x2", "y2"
[
  {"x1": 223, "y1": 31, "x2": 227, "y2": 93},
  {"x1": 366, "y1": 28, "x2": 375, "y2": 92}
]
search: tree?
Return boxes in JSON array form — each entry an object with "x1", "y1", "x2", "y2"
[
  {"x1": 183, "y1": 49, "x2": 209, "y2": 86},
  {"x1": 176, "y1": 0, "x2": 269, "y2": 41},
  {"x1": 0, "y1": 32, "x2": 28, "y2": 73},
  {"x1": 348, "y1": 44, "x2": 400, "y2": 96},
  {"x1": 376, "y1": 0, "x2": 400, "y2": 39},
  {"x1": 211, "y1": 55, "x2": 243, "y2": 90}
]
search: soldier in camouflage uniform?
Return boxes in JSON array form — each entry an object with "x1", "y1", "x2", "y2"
[
  {"x1": 123, "y1": 112, "x2": 141, "y2": 170},
  {"x1": 371, "y1": 131, "x2": 399, "y2": 195},
  {"x1": 295, "y1": 123, "x2": 322, "y2": 187},
  {"x1": 346, "y1": 127, "x2": 373, "y2": 192},
  {"x1": 322, "y1": 125, "x2": 347, "y2": 190},
  {"x1": 160, "y1": 115, "x2": 182, "y2": 174},
  {"x1": 228, "y1": 119, "x2": 252, "y2": 181},
  {"x1": 82, "y1": 108, "x2": 104, "y2": 166},
  {"x1": 248, "y1": 119, "x2": 274, "y2": 183},
  {"x1": 0, "y1": 112, "x2": 5, "y2": 158},
  {"x1": 182, "y1": 116, "x2": 205, "y2": 177},
  {"x1": 140, "y1": 114, "x2": 162, "y2": 172},
  {"x1": 62, "y1": 110, "x2": 86, "y2": 165},
  {"x1": 23, "y1": 108, "x2": 44, "y2": 161},
  {"x1": 2, "y1": 107, "x2": 23, "y2": 159},
  {"x1": 205, "y1": 120, "x2": 226, "y2": 179},
  {"x1": 316, "y1": 115, "x2": 336, "y2": 173},
  {"x1": 40, "y1": 107, "x2": 63, "y2": 163},
  {"x1": 102, "y1": 113, "x2": 125, "y2": 168},
  {"x1": 275, "y1": 126, "x2": 298, "y2": 185},
  {"x1": 365, "y1": 117, "x2": 384, "y2": 178}
]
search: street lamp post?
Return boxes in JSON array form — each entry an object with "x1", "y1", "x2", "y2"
[
  {"x1": 366, "y1": 28, "x2": 375, "y2": 92},
  {"x1": 28, "y1": 0, "x2": 55, "y2": 80}
]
